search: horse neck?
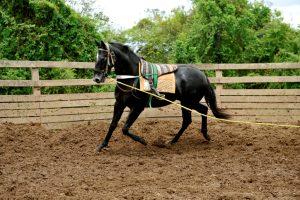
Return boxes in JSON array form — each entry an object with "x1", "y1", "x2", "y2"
[{"x1": 113, "y1": 48, "x2": 140, "y2": 76}]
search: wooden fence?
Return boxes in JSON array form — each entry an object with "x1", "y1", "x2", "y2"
[{"x1": 0, "y1": 60, "x2": 299, "y2": 129}]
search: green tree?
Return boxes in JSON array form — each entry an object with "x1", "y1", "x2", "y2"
[
  {"x1": 0, "y1": 0, "x2": 115, "y2": 94},
  {"x1": 0, "y1": 0, "x2": 105, "y2": 61},
  {"x1": 174, "y1": 0, "x2": 300, "y2": 64},
  {"x1": 184, "y1": 0, "x2": 258, "y2": 63},
  {"x1": 123, "y1": 0, "x2": 299, "y2": 89},
  {"x1": 124, "y1": 8, "x2": 191, "y2": 63}
]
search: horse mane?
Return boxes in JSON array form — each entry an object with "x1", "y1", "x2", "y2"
[{"x1": 109, "y1": 42, "x2": 139, "y2": 61}]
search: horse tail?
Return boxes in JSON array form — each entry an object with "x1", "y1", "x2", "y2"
[{"x1": 204, "y1": 78, "x2": 230, "y2": 119}]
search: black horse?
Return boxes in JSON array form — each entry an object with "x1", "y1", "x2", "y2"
[{"x1": 94, "y1": 41, "x2": 229, "y2": 152}]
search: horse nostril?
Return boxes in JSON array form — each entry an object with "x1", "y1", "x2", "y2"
[{"x1": 94, "y1": 77, "x2": 100, "y2": 83}]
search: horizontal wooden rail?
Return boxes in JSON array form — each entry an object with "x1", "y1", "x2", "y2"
[
  {"x1": 0, "y1": 60, "x2": 93, "y2": 69},
  {"x1": 0, "y1": 92, "x2": 114, "y2": 102},
  {"x1": 190, "y1": 63, "x2": 300, "y2": 70},
  {"x1": 0, "y1": 76, "x2": 299, "y2": 87},
  {"x1": 1, "y1": 60, "x2": 300, "y2": 70},
  {"x1": 220, "y1": 89, "x2": 300, "y2": 96},
  {"x1": 215, "y1": 76, "x2": 300, "y2": 83}
]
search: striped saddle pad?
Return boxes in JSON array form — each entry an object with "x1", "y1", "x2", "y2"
[
  {"x1": 139, "y1": 59, "x2": 177, "y2": 93},
  {"x1": 140, "y1": 59, "x2": 178, "y2": 79}
]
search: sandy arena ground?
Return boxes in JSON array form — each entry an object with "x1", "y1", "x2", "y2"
[{"x1": 0, "y1": 119, "x2": 299, "y2": 199}]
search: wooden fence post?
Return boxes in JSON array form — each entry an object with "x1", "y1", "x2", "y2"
[
  {"x1": 216, "y1": 68, "x2": 223, "y2": 107},
  {"x1": 31, "y1": 67, "x2": 41, "y2": 95}
]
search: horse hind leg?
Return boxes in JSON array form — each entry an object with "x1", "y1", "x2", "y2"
[
  {"x1": 171, "y1": 108, "x2": 192, "y2": 144},
  {"x1": 193, "y1": 103, "x2": 210, "y2": 141},
  {"x1": 122, "y1": 106, "x2": 147, "y2": 145}
]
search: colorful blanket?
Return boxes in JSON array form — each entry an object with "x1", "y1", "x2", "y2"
[
  {"x1": 140, "y1": 59, "x2": 178, "y2": 80},
  {"x1": 139, "y1": 59, "x2": 177, "y2": 94}
]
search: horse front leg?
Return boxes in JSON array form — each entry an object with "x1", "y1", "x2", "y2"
[
  {"x1": 122, "y1": 106, "x2": 147, "y2": 145},
  {"x1": 96, "y1": 101, "x2": 125, "y2": 152}
]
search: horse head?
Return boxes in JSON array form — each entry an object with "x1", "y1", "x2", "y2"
[
  {"x1": 94, "y1": 41, "x2": 116, "y2": 83},
  {"x1": 94, "y1": 41, "x2": 140, "y2": 83}
]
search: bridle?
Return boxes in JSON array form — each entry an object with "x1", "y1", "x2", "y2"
[{"x1": 95, "y1": 42, "x2": 116, "y2": 76}]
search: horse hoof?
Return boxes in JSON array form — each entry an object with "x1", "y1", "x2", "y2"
[
  {"x1": 139, "y1": 138, "x2": 148, "y2": 145},
  {"x1": 96, "y1": 145, "x2": 102, "y2": 152},
  {"x1": 203, "y1": 133, "x2": 211, "y2": 141},
  {"x1": 166, "y1": 140, "x2": 173, "y2": 145},
  {"x1": 170, "y1": 139, "x2": 178, "y2": 145},
  {"x1": 96, "y1": 143, "x2": 108, "y2": 152}
]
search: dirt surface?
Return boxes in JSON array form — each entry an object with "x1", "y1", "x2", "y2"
[{"x1": 0, "y1": 119, "x2": 299, "y2": 199}]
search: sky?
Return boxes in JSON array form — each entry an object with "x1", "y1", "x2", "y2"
[
  {"x1": 93, "y1": 0, "x2": 300, "y2": 29},
  {"x1": 94, "y1": 0, "x2": 191, "y2": 28},
  {"x1": 264, "y1": 0, "x2": 300, "y2": 28}
]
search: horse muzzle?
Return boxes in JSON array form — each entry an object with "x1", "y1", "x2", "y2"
[{"x1": 93, "y1": 73, "x2": 106, "y2": 83}]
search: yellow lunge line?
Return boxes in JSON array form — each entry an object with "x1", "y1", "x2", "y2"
[{"x1": 106, "y1": 78, "x2": 300, "y2": 129}]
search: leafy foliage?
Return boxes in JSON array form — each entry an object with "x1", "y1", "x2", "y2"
[
  {"x1": 124, "y1": 0, "x2": 299, "y2": 89},
  {"x1": 1, "y1": 0, "x2": 101, "y2": 61},
  {"x1": 0, "y1": 0, "x2": 118, "y2": 94},
  {"x1": 124, "y1": 0, "x2": 300, "y2": 64},
  {"x1": 124, "y1": 8, "x2": 192, "y2": 63}
]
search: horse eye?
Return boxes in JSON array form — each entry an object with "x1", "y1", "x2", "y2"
[{"x1": 97, "y1": 51, "x2": 107, "y2": 60}]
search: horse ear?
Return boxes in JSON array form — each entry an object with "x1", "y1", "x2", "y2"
[
  {"x1": 95, "y1": 40, "x2": 106, "y2": 48},
  {"x1": 100, "y1": 41, "x2": 106, "y2": 48},
  {"x1": 95, "y1": 40, "x2": 101, "y2": 47}
]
